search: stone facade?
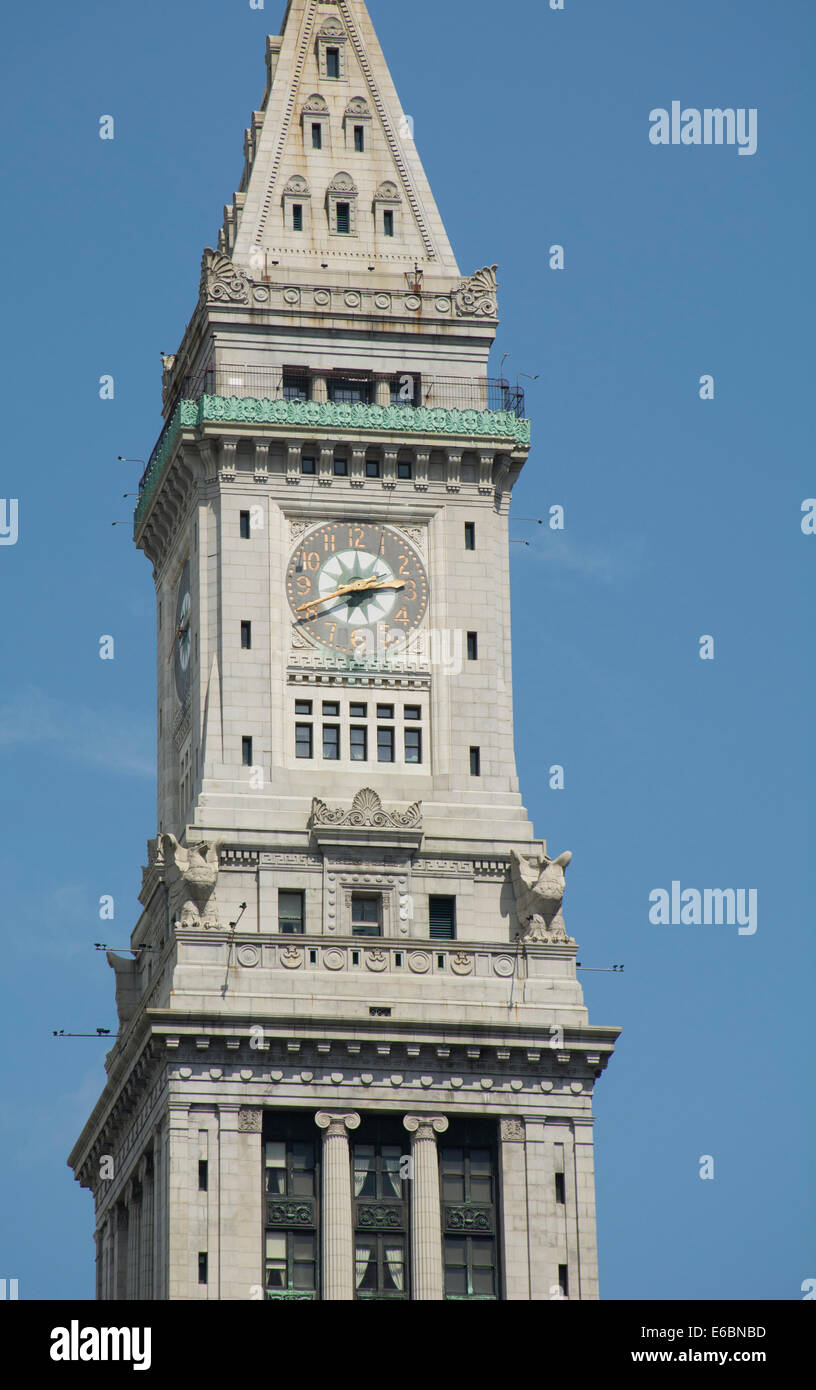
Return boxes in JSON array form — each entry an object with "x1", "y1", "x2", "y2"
[{"x1": 69, "y1": 0, "x2": 619, "y2": 1302}]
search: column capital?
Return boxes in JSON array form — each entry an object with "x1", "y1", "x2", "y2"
[
  {"x1": 315, "y1": 1111, "x2": 360, "y2": 1137},
  {"x1": 403, "y1": 1114, "x2": 449, "y2": 1139}
]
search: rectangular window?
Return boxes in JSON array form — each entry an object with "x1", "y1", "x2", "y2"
[
  {"x1": 283, "y1": 371, "x2": 310, "y2": 402},
  {"x1": 467, "y1": 632, "x2": 478, "y2": 661},
  {"x1": 464, "y1": 522, "x2": 476, "y2": 550},
  {"x1": 384, "y1": 209, "x2": 394, "y2": 237},
  {"x1": 405, "y1": 728, "x2": 422, "y2": 764},
  {"x1": 295, "y1": 700, "x2": 313, "y2": 716},
  {"x1": 390, "y1": 375, "x2": 420, "y2": 406},
  {"x1": 326, "y1": 46, "x2": 340, "y2": 78},
  {"x1": 240, "y1": 510, "x2": 251, "y2": 540},
  {"x1": 322, "y1": 701, "x2": 340, "y2": 717},
  {"x1": 292, "y1": 203, "x2": 304, "y2": 231},
  {"x1": 470, "y1": 747, "x2": 481, "y2": 777},
  {"x1": 377, "y1": 704, "x2": 394, "y2": 720},
  {"x1": 443, "y1": 1236, "x2": 496, "y2": 1299},
  {"x1": 198, "y1": 1160, "x2": 208, "y2": 1192},
  {"x1": 377, "y1": 728, "x2": 395, "y2": 763},
  {"x1": 311, "y1": 122, "x2": 322, "y2": 150},
  {"x1": 336, "y1": 202, "x2": 351, "y2": 234},
  {"x1": 323, "y1": 725, "x2": 340, "y2": 760},
  {"x1": 328, "y1": 376, "x2": 372, "y2": 404},
  {"x1": 354, "y1": 125, "x2": 365, "y2": 152},
  {"x1": 265, "y1": 1230, "x2": 317, "y2": 1297},
  {"x1": 278, "y1": 890, "x2": 304, "y2": 935},
  {"x1": 242, "y1": 736, "x2": 253, "y2": 767},
  {"x1": 555, "y1": 1171, "x2": 566, "y2": 1205},
  {"x1": 404, "y1": 705, "x2": 421, "y2": 721},
  {"x1": 241, "y1": 621, "x2": 252, "y2": 650},
  {"x1": 295, "y1": 724, "x2": 313, "y2": 759},
  {"x1": 430, "y1": 895, "x2": 456, "y2": 941},
  {"x1": 301, "y1": 456, "x2": 317, "y2": 475},
  {"x1": 198, "y1": 1253, "x2": 208, "y2": 1285},
  {"x1": 351, "y1": 894, "x2": 382, "y2": 937},
  {"x1": 559, "y1": 1264, "x2": 569, "y2": 1298},
  {"x1": 365, "y1": 460, "x2": 381, "y2": 478},
  {"x1": 350, "y1": 726, "x2": 368, "y2": 761},
  {"x1": 355, "y1": 1235, "x2": 406, "y2": 1300},
  {"x1": 350, "y1": 702, "x2": 368, "y2": 719},
  {"x1": 397, "y1": 460, "x2": 412, "y2": 479},
  {"x1": 334, "y1": 457, "x2": 348, "y2": 476}
]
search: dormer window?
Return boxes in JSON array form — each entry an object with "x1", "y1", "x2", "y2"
[
  {"x1": 326, "y1": 172, "x2": 358, "y2": 236},
  {"x1": 282, "y1": 175, "x2": 311, "y2": 234},
  {"x1": 344, "y1": 97, "x2": 372, "y2": 152},
  {"x1": 374, "y1": 181, "x2": 402, "y2": 240},
  {"x1": 301, "y1": 94, "x2": 329, "y2": 151},
  {"x1": 317, "y1": 19, "x2": 346, "y2": 80}
]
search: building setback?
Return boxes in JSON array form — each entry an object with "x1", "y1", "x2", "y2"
[{"x1": 69, "y1": 0, "x2": 619, "y2": 1302}]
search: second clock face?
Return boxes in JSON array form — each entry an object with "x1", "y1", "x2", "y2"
[{"x1": 286, "y1": 522, "x2": 428, "y2": 656}]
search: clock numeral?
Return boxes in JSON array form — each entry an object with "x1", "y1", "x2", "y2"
[
  {"x1": 398, "y1": 555, "x2": 411, "y2": 576},
  {"x1": 394, "y1": 608, "x2": 410, "y2": 625},
  {"x1": 295, "y1": 575, "x2": 311, "y2": 596},
  {"x1": 348, "y1": 525, "x2": 366, "y2": 548},
  {"x1": 402, "y1": 580, "x2": 417, "y2": 601},
  {"x1": 323, "y1": 531, "x2": 336, "y2": 552},
  {"x1": 306, "y1": 551, "x2": 321, "y2": 571},
  {"x1": 326, "y1": 623, "x2": 337, "y2": 644}
]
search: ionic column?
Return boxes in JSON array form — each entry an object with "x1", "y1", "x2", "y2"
[
  {"x1": 315, "y1": 1112, "x2": 360, "y2": 1300},
  {"x1": 403, "y1": 1114, "x2": 449, "y2": 1300}
]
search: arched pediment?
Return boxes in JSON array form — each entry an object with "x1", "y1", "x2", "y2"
[
  {"x1": 327, "y1": 171, "x2": 358, "y2": 196},
  {"x1": 302, "y1": 93, "x2": 330, "y2": 115}
]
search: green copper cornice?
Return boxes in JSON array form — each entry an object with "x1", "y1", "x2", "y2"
[{"x1": 134, "y1": 395, "x2": 530, "y2": 532}]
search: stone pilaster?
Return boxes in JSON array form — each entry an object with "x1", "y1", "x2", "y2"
[
  {"x1": 403, "y1": 1114, "x2": 448, "y2": 1300},
  {"x1": 315, "y1": 1111, "x2": 360, "y2": 1300},
  {"x1": 499, "y1": 1118, "x2": 530, "y2": 1300}
]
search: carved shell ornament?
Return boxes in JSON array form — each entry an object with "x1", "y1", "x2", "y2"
[
  {"x1": 200, "y1": 249, "x2": 250, "y2": 305},
  {"x1": 303, "y1": 93, "x2": 329, "y2": 114},
  {"x1": 454, "y1": 264, "x2": 499, "y2": 318},
  {"x1": 310, "y1": 787, "x2": 422, "y2": 830}
]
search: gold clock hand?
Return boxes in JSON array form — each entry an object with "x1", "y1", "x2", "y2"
[{"x1": 296, "y1": 577, "x2": 403, "y2": 613}]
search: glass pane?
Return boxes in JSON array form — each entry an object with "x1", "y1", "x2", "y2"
[
  {"x1": 445, "y1": 1267, "x2": 467, "y2": 1295},
  {"x1": 290, "y1": 1171, "x2": 313, "y2": 1196},
  {"x1": 441, "y1": 1175, "x2": 465, "y2": 1202},
  {"x1": 293, "y1": 1262, "x2": 316, "y2": 1290},
  {"x1": 383, "y1": 1148, "x2": 403, "y2": 1197},
  {"x1": 352, "y1": 897, "x2": 379, "y2": 924},
  {"x1": 469, "y1": 1150, "x2": 491, "y2": 1174},
  {"x1": 355, "y1": 1244, "x2": 375, "y2": 1290},
  {"x1": 265, "y1": 1232, "x2": 286, "y2": 1260},
  {"x1": 471, "y1": 1267, "x2": 495, "y2": 1296},
  {"x1": 293, "y1": 1234, "x2": 315, "y2": 1261},
  {"x1": 265, "y1": 1143, "x2": 286, "y2": 1168},
  {"x1": 265, "y1": 1169, "x2": 285, "y2": 1194},
  {"x1": 470, "y1": 1177, "x2": 492, "y2": 1203},
  {"x1": 441, "y1": 1148, "x2": 464, "y2": 1170},
  {"x1": 291, "y1": 1143, "x2": 313, "y2": 1171},
  {"x1": 383, "y1": 1244, "x2": 404, "y2": 1290},
  {"x1": 471, "y1": 1239, "x2": 495, "y2": 1266},
  {"x1": 265, "y1": 1266, "x2": 285, "y2": 1289},
  {"x1": 444, "y1": 1237, "x2": 466, "y2": 1264}
]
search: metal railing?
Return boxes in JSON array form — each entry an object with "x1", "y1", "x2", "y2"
[
  {"x1": 176, "y1": 364, "x2": 525, "y2": 417},
  {"x1": 140, "y1": 368, "x2": 526, "y2": 498}
]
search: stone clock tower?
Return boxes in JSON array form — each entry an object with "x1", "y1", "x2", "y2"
[{"x1": 69, "y1": 0, "x2": 619, "y2": 1302}]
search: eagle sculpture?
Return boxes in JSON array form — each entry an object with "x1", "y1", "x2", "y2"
[{"x1": 508, "y1": 849, "x2": 575, "y2": 943}]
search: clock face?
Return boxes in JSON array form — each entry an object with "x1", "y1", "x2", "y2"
[
  {"x1": 286, "y1": 522, "x2": 428, "y2": 657},
  {"x1": 173, "y1": 561, "x2": 192, "y2": 702}
]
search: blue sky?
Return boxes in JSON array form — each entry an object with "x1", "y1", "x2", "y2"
[{"x1": 0, "y1": 0, "x2": 812, "y2": 1300}]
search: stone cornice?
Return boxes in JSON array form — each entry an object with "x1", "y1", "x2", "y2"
[{"x1": 134, "y1": 396, "x2": 530, "y2": 537}]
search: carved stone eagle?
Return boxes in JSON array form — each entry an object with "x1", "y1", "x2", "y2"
[
  {"x1": 160, "y1": 833, "x2": 220, "y2": 928},
  {"x1": 509, "y1": 849, "x2": 575, "y2": 944}
]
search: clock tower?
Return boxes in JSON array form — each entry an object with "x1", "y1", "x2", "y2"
[{"x1": 69, "y1": 0, "x2": 619, "y2": 1302}]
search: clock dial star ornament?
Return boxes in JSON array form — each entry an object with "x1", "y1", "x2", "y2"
[{"x1": 286, "y1": 522, "x2": 428, "y2": 656}]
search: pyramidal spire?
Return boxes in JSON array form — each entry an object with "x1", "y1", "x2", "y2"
[{"x1": 224, "y1": 0, "x2": 460, "y2": 278}]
